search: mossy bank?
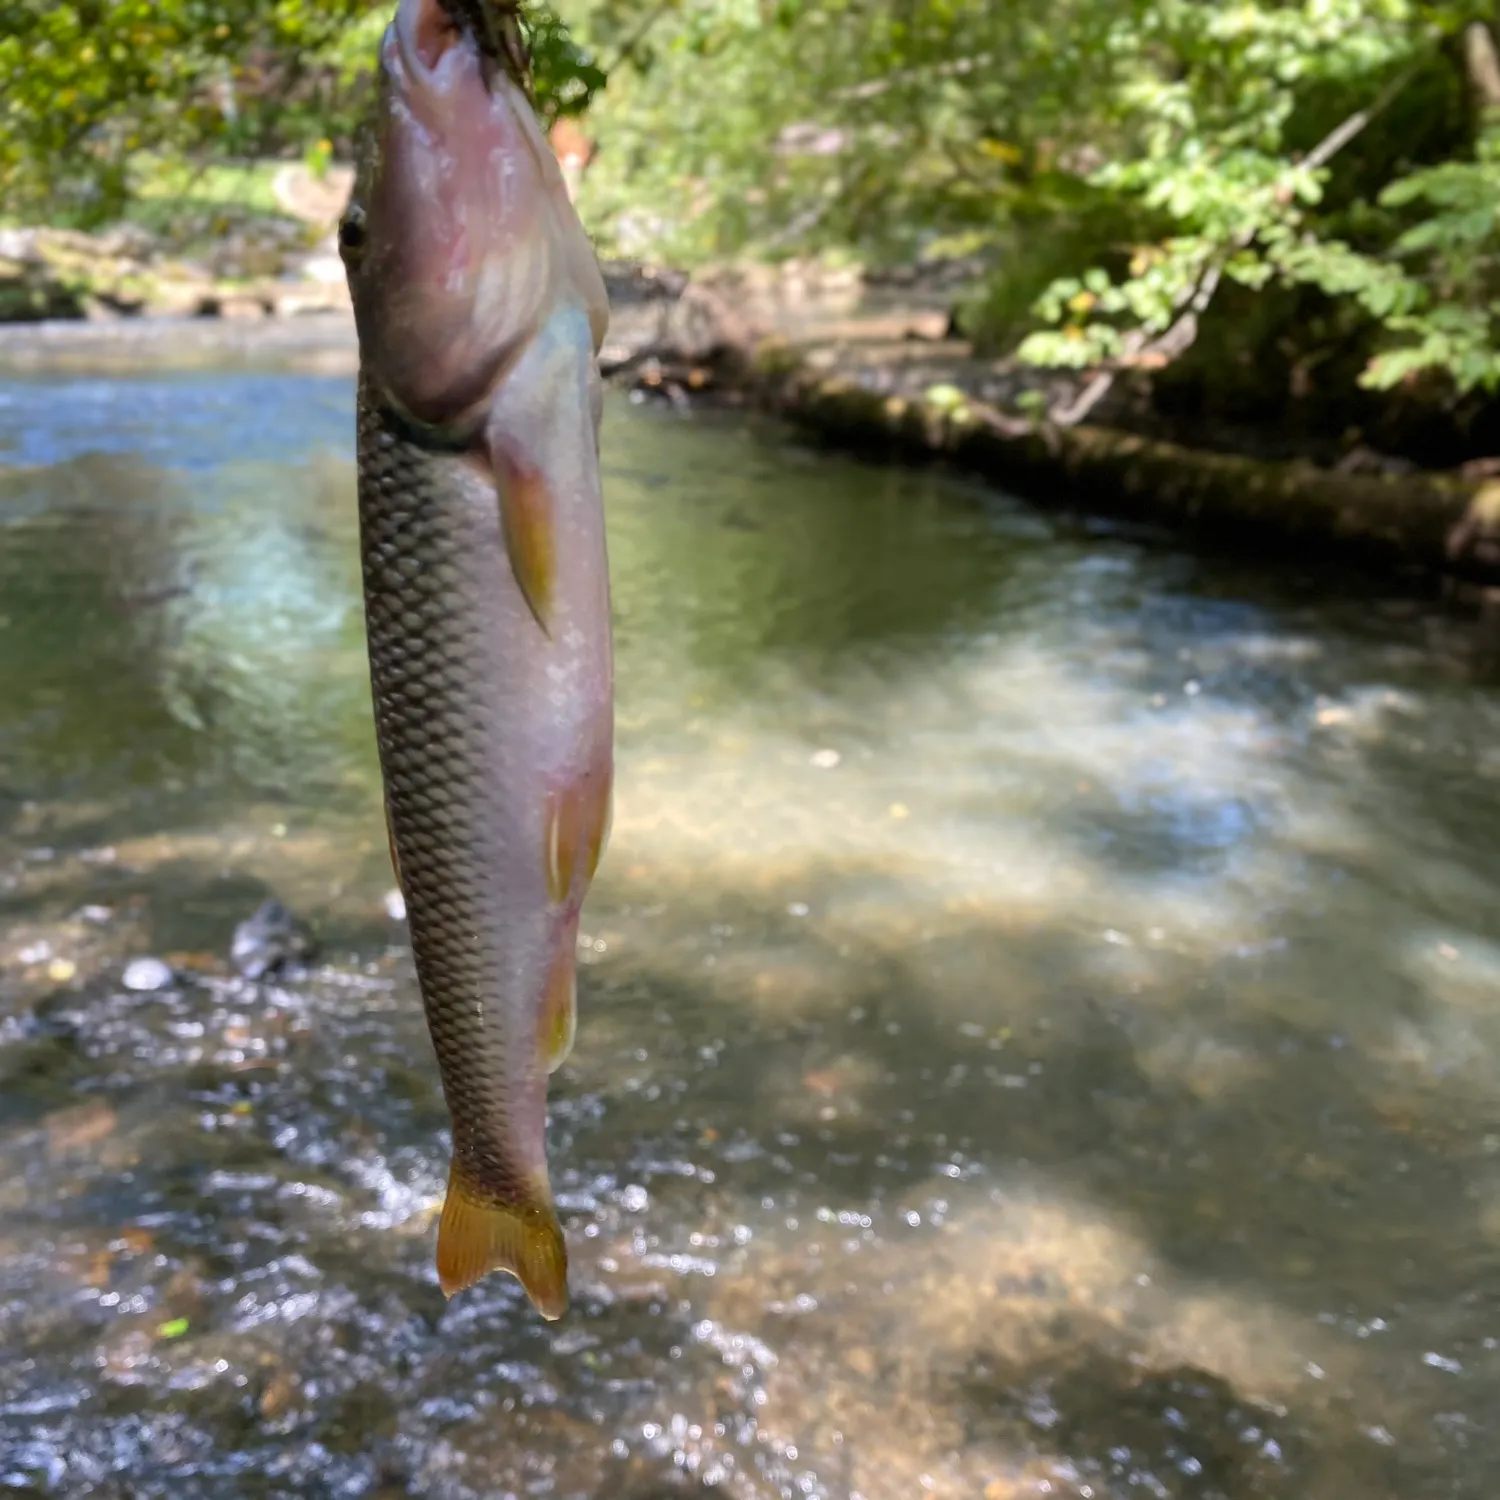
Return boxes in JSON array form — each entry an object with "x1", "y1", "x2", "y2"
[
  {"x1": 0, "y1": 225, "x2": 349, "y2": 325},
  {"x1": 600, "y1": 269, "x2": 1500, "y2": 598}
]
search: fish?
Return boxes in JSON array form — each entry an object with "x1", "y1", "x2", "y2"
[{"x1": 338, "y1": 0, "x2": 613, "y2": 1321}]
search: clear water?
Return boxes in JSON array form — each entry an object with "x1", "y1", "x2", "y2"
[{"x1": 3, "y1": 319, "x2": 1500, "y2": 1499}]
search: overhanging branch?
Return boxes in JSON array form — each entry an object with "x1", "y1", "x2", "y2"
[{"x1": 1048, "y1": 59, "x2": 1424, "y2": 426}]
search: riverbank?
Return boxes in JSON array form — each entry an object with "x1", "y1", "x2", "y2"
[
  {"x1": 0, "y1": 224, "x2": 350, "y2": 323},
  {"x1": 598, "y1": 269, "x2": 1500, "y2": 597},
  {"x1": 0, "y1": 165, "x2": 358, "y2": 323},
  {"x1": 746, "y1": 335, "x2": 1500, "y2": 593}
]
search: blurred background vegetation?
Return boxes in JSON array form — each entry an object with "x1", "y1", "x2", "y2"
[
  {"x1": 0, "y1": 1, "x2": 605, "y2": 225},
  {"x1": 3, "y1": 1, "x2": 1499, "y2": 436}
]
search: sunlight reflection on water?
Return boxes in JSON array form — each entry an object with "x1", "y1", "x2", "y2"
[{"x1": 1, "y1": 321, "x2": 1499, "y2": 1498}]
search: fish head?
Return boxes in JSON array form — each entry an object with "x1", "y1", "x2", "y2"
[{"x1": 339, "y1": 0, "x2": 556, "y2": 430}]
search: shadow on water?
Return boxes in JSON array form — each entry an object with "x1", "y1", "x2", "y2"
[{"x1": 2, "y1": 325, "x2": 1500, "y2": 1498}]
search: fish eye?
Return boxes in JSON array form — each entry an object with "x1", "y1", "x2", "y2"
[{"x1": 338, "y1": 210, "x2": 367, "y2": 255}]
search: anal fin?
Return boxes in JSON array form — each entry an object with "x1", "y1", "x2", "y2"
[
  {"x1": 544, "y1": 770, "x2": 614, "y2": 907},
  {"x1": 538, "y1": 941, "x2": 578, "y2": 1073}
]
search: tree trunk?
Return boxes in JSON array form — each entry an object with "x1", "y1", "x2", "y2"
[{"x1": 1464, "y1": 20, "x2": 1500, "y2": 114}]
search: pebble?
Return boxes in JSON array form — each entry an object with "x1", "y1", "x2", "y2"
[{"x1": 123, "y1": 957, "x2": 174, "y2": 992}]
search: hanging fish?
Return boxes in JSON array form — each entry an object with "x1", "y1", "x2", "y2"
[{"x1": 338, "y1": 0, "x2": 613, "y2": 1321}]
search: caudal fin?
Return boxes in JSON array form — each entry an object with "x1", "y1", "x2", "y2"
[{"x1": 435, "y1": 1168, "x2": 569, "y2": 1319}]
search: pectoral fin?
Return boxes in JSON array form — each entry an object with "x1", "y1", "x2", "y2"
[
  {"x1": 459, "y1": 438, "x2": 557, "y2": 636},
  {"x1": 497, "y1": 457, "x2": 557, "y2": 637}
]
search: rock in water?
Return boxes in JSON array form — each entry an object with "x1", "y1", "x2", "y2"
[
  {"x1": 122, "y1": 957, "x2": 174, "y2": 993},
  {"x1": 230, "y1": 900, "x2": 314, "y2": 980}
]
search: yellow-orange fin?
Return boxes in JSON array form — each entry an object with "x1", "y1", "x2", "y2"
[
  {"x1": 539, "y1": 946, "x2": 578, "y2": 1073},
  {"x1": 496, "y1": 459, "x2": 556, "y2": 637},
  {"x1": 586, "y1": 780, "x2": 614, "y2": 883},
  {"x1": 544, "y1": 771, "x2": 613, "y2": 906},
  {"x1": 544, "y1": 791, "x2": 575, "y2": 906},
  {"x1": 435, "y1": 1169, "x2": 568, "y2": 1319}
]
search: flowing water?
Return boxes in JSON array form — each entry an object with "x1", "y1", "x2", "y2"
[{"x1": 3, "y1": 317, "x2": 1500, "y2": 1500}]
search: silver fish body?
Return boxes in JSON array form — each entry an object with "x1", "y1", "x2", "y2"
[{"x1": 341, "y1": 0, "x2": 612, "y2": 1319}]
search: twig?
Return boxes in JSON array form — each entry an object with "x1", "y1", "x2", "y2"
[
  {"x1": 1301, "y1": 60, "x2": 1423, "y2": 172},
  {"x1": 602, "y1": 0, "x2": 677, "y2": 77},
  {"x1": 832, "y1": 52, "x2": 994, "y2": 103},
  {"x1": 1050, "y1": 259, "x2": 1222, "y2": 426},
  {"x1": 760, "y1": 196, "x2": 836, "y2": 250}
]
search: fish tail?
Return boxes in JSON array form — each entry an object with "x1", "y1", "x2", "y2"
[{"x1": 435, "y1": 1166, "x2": 569, "y2": 1319}]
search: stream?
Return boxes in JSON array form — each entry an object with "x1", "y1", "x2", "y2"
[{"x1": 3, "y1": 317, "x2": 1500, "y2": 1499}]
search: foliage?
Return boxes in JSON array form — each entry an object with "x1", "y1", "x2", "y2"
[
  {"x1": 0, "y1": 1, "x2": 605, "y2": 227},
  {"x1": 565, "y1": 0, "x2": 1500, "y2": 402},
  {"x1": 1338, "y1": 120, "x2": 1500, "y2": 391},
  {"x1": 1004, "y1": 3, "x2": 1500, "y2": 397},
  {"x1": 5, "y1": 0, "x2": 1499, "y2": 406},
  {"x1": 572, "y1": 0, "x2": 1141, "y2": 265},
  {"x1": 0, "y1": 1, "x2": 355, "y2": 223}
]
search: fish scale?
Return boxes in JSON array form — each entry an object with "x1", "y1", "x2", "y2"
[
  {"x1": 356, "y1": 380, "x2": 579, "y2": 1314},
  {"x1": 359, "y1": 380, "x2": 545, "y2": 1176}
]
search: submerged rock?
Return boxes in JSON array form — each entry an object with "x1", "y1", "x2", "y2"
[
  {"x1": 122, "y1": 957, "x2": 174, "y2": 993},
  {"x1": 230, "y1": 899, "x2": 315, "y2": 980}
]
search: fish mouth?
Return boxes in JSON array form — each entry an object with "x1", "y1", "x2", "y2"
[{"x1": 392, "y1": 0, "x2": 477, "y2": 91}]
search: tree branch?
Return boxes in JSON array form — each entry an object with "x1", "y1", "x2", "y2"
[
  {"x1": 602, "y1": 0, "x2": 677, "y2": 78},
  {"x1": 832, "y1": 53, "x2": 994, "y2": 104},
  {"x1": 1300, "y1": 59, "x2": 1422, "y2": 172},
  {"x1": 1048, "y1": 61, "x2": 1422, "y2": 426}
]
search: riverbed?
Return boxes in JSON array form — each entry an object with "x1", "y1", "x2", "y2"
[{"x1": 3, "y1": 318, "x2": 1500, "y2": 1499}]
